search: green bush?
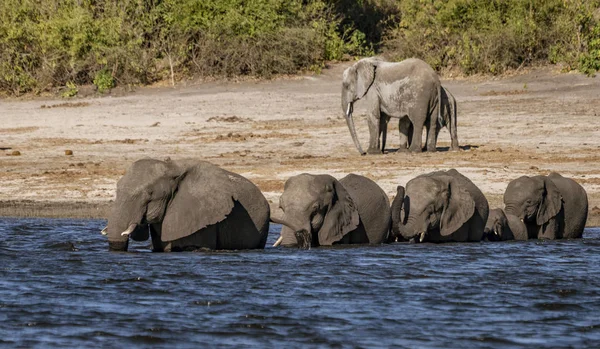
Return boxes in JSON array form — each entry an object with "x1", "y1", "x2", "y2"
[
  {"x1": 2, "y1": 0, "x2": 600, "y2": 95},
  {"x1": 0, "y1": 0, "x2": 369, "y2": 95},
  {"x1": 383, "y1": 0, "x2": 600, "y2": 75}
]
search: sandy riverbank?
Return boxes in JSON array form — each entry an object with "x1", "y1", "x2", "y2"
[{"x1": 1, "y1": 63, "x2": 600, "y2": 225}]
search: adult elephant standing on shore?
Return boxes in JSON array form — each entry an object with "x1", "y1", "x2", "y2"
[{"x1": 341, "y1": 57, "x2": 441, "y2": 154}]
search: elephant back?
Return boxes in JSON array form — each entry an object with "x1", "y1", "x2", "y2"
[
  {"x1": 547, "y1": 173, "x2": 588, "y2": 239},
  {"x1": 339, "y1": 174, "x2": 390, "y2": 244}
]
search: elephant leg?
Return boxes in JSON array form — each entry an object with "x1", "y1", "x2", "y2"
[
  {"x1": 149, "y1": 224, "x2": 164, "y2": 252},
  {"x1": 366, "y1": 110, "x2": 381, "y2": 154},
  {"x1": 426, "y1": 114, "x2": 438, "y2": 152},
  {"x1": 398, "y1": 116, "x2": 411, "y2": 151},
  {"x1": 408, "y1": 120, "x2": 423, "y2": 153},
  {"x1": 380, "y1": 113, "x2": 388, "y2": 153},
  {"x1": 449, "y1": 99, "x2": 459, "y2": 151},
  {"x1": 538, "y1": 217, "x2": 559, "y2": 240}
]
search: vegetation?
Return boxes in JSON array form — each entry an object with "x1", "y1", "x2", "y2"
[
  {"x1": 1, "y1": 0, "x2": 599, "y2": 95},
  {"x1": 384, "y1": 0, "x2": 600, "y2": 75}
]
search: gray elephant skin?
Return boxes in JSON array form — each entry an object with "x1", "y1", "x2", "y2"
[
  {"x1": 273, "y1": 173, "x2": 390, "y2": 248},
  {"x1": 341, "y1": 57, "x2": 442, "y2": 154},
  {"x1": 484, "y1": 208, "x2": 528, "y2": 241},
  {"x1": 503, "y1": 173, "x2": 588, "y2": 240},
  {"x1": 391, "y1": 169, "x2": 489, "y2": 243},
  {"x1": 104, "y1": 158, "x2": 270, "y2": 252},
  {"x1": 438, "y1": 86, "x2": 459, "y2": 151}
]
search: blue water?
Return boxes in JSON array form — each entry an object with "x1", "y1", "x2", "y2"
[{"x1": 0, "y1": 218, "x2": 599, "y2": 348}]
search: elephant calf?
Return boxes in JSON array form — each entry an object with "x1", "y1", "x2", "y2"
[
  {"x1": 103, "y1": 158, "x2": 270, "y2": 252},
  {"x1": 272, "y1": 173, "x2": 390, "y2": 248},
  {"x1": 390, "y1": 169, "x2": 489, "y2": 243},
  {"x1": 435, "y1": 86, "x2": 459, "y2": 151},
  {"x1": 484, "y1": 208, "x2": 528, "y2": 241},
  {"x1": 503, "y1": 172, "x2": 588, "y2": 240}
]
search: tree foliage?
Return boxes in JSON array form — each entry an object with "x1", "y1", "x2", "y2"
[{"x1": 1, "y1": 0, "x2": 600, "y2": 95}]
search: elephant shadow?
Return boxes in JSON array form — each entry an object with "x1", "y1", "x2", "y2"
[{"x1": 384, "y1": 144, "x2": 479, "y2": 153}]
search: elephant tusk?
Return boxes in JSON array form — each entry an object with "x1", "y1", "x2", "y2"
[
  {"x1": 346, "y1": 103, "x2": 352, "y2": 117},
  {"x1": 419, "y1": 232, "x2": 426, "y2": 243},
  {"x1": 101, "y1": 227, "x2": 107, "y2": 235},
  {"x1": 494, "y1": 228, "x2": 500, "y2": 236},
  {"x1": 121, "y1": 223, "x2": 137, "y2": 237},
  {"x1": 273, "y1": 235, "x2": 284, "y2": 247}
]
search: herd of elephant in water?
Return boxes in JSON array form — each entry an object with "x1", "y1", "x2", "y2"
[
  {"x1": 100, "y1": 57, "x2": 588, "y2": 251},
  {"x1": 101, "y1": 159, "x2": 588, "y2": 252}
]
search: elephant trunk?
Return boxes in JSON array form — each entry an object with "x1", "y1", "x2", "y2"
[
  {"x1": 503, "y1": 203, "x2": 521, "y2": 219},
  {"x1": 105, "y1": 198, "x2": 145, "y2": 251},
  {"x1": 343, "y1": 101, "x2": 366, "y2": 155},
  {"x1": 270, "y1": 216, "x2": 311, "y2": 248},
  {"x1": 390, "y1": 186, "x2": 406, "y2": 242},
  {"x1": 505, "y1": 213, "x2": 528, "y2": 240},
  {"x1": 398, "y1": 215, "x2": 419, "y2": 241}
]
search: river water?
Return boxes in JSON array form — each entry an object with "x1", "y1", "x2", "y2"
[{"x1": 0, "y1": 218, "x2": 598, "y2": 348}]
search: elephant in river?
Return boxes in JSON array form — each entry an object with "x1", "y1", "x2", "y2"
[
  {"x1": 341, "y1": 57, "x2": 441, "y2": 154},
  {"x1": 484, "y1": 208, "x2": 528, "y2": 241},
  {"x1": 103, "y1": 158, "x2": 269, "y2": 252},
  {"x1": 272, "y1": 173, "x2": 390, "y2": 248},
  {"x1": 390, "y1": 169, "x2": 489, "y2": 243},
  {"x1": 503, "y1": 173, "x2": 588, "y2": 240}
]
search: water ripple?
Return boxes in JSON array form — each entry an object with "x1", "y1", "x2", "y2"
[{"x1": 0, "y1": 217, "x2": 599, "y2": 348}]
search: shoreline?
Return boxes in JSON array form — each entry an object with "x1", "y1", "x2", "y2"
[{"x1": 1, "y1": 199, "x2": 599, "y2": 228}]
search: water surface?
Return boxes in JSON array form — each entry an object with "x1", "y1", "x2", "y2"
[{"x1": 1, "y1": 218, "x2": 599, "y2": 348}]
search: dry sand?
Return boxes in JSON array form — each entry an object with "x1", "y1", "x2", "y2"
[{"x1": 1, "y1": 63, "x2": 600, "y2": 225}]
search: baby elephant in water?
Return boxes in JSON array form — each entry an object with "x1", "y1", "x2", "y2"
[
  {"x1": 390, "y1": 169, "x2": 489, "y2": 243},
  {"x1": 272, "y1": 173, "x2": 390, "y2": 248},
  {"x1": 102, "y1": 158, "x2": 270, "y2": 252},
  {"x1": 484, "y1": 208, "x2": 528, "y2": 241}
]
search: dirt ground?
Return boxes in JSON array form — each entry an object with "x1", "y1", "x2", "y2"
[{"x1": 1, "y1": 62, "x2": 600, "y2": 225}]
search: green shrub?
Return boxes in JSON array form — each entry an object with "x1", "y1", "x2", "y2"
[
  {"x1": 62, "y1": 81, "x2": 78, "y2": 98},
  {"x1": 383, "y1": 0, "x2": 600, "y2": 75},
  {"x1": 93, "y1": 70, "x2": 114, "y2": 93},
  {"x1": 0, "y1": 0, "x2": 369, "y2": 95}
]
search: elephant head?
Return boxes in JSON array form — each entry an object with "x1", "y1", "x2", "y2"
[
  {"x1": 272, "y1": 174, "x2": 359, "y2": 248},
  {"x1": 397, "y1": 173, "x2": 475, "y2": 242},
  {"x1": 105, "y1": 159, "x2": 246, "y2": 251},
  {"x1": 503, "y1": 175, "x2": 562, "y2": 231},
  {"x1": 341, "y1": 58, "x2": 381, "y2": 155},
  {"x1": 484, "y1": 208, "x2": 514, "y2": 241}
]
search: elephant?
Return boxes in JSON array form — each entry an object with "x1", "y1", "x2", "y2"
[
  {"x1": 341, "y1": 57, "x2": 442, "y2": 154},
  {"x1": 390, "y1": 169, "x2": 489, "y2": 243},
  {"x1": 271, "y1": 173, "x2": 390, "y2": 248},
  {"x1": 484, "y1": 208, "x2": 528, "y2": 241},
  {"x1": 436, "y1": 86, "x2": 459, "y2": 151},
  {"x1": 103, "y1": 158, "x2": 270, "y2": 252},
  {"x1": 503, "y1": 172, "x2": 588, "y2": 240}
]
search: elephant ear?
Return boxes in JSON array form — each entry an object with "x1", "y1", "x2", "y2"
[
  {"x1": 318, "y1": 180, "x2": 360, "y2": 246},
  {"x1": 355, "y1": 60, "x2": 376, "y2": 100},
  {"x1": 536, "y1": 176, "x2": 562, "y2": 226},
  {"x1": 161, "y1": 164, "x2": 235, "y2": 242},
  {"x1": 440, "y1": 178, "x2": 475, "y2": 236}
]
